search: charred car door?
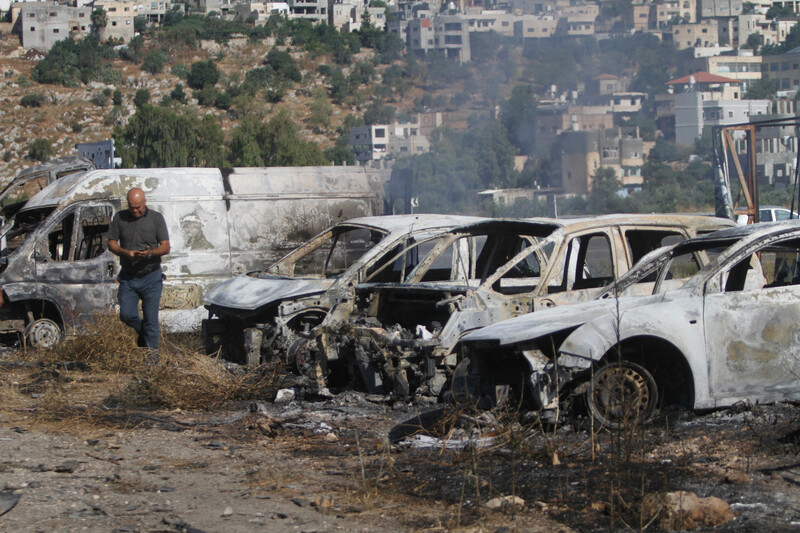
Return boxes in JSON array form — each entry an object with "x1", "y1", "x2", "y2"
[
  {"x1": 33, "y1": 203, "x2": 118, "y2": 325},
  {"x1": 703, "y1": 237, "x2": 800, "y2": 404}
]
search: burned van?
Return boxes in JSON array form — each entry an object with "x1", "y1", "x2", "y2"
[
  {"x1": 0, "y1": 166, "x2": 385, "y2": 348},
  {"x1": 0, "y1": 156, "x2": 95, "y2": 226}
]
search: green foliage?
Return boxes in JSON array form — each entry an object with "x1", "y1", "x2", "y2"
[
  {"x1": 31, "y1": 35, "x2": 117, "y2": 86},
  {"x1": 195, "y1": 85, "x2": 219, "y2": 106},
  {"x1": 142, "y1": 50, "x2": 166, "y2": 74},
  {"x1": 187, "y1": 60, "x2": 220, "y2": 89},
  {"x1": 120, "y1": 35, "x2": 144, "y2": 62},
  {"x1": 170, "y1": 83, "x2": 187, "y2": 104},
  {"x1": 16, "y1": 75, "x2": 33, "y2": 88},
  {"x1": 112, "y1": 89, "x2": 123, "y2": 106},
  {"x1": 587, "y1": 167, "x2": 626, "y2": 214},
  {"x1": 228, "y1": 110, "x2": 328, "y2": 166},
  {"x1": 214, "y1": 91, "x2": 232, "y2": 110},
  {"x1": 134, "y1": 88, "x2": 150, "y2": 107},
  {"x1": 364, "y1": 102, "x2": 395, "y2": 125},
  {"x1": 265, "y1": 49, "x2": 301, "y2": 83},
  {"x1": 171, "y1": 63, "x2": 189, "y2": 79},
  {"x1": 91, "y1": 92, "x2": 109, "y2": 107},
  {"x1": 20, "y1": 93, "x2": 45, "y2": 108},
  {"x1": 745, "y1": 77, "x2": 777, "y2": 100},
  {"x1": 91, "y1": 8, "x2": 107, "y2": 31},
  {"x1": 28, "y1": 139, "x2": 53, "y2": 162},
  {"x1": 766, "y1": 4, "x2": 795, "y2": 18},
  {"x1": 308, "y1": 90, "x2": 332, "y2": 132},
  {"x1": 134, "y1": 15, "x2": 147, "y2": 34},
  {"x1": 500, "y1": 84, "x2": 537, "y2": 155},
  {"x1": 764, "y1": 22, "x2": 800, "y2": 54},
  {"x1": 743, "y1": 32, "x2": 764, "y2": 51},
  {"x1": 2, "y1": 151, "x2": 11, "y2": 162},
  {"x1": 114, "y1": 104, "x2": 225, "y2": 167},
  {"x1": 71, "y1": 122, "x2": 83, "y2": 133}
]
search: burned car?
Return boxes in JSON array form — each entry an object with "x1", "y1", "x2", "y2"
[
  {"x1": 459, "y1": 221, "x2": 800, "y2": 427},
  {"x1": 202, "y1": 214, "x2": 484, "y2": 365},
  {"x1": 306, "y1": 215, "x2": 735, "y2": 399}
]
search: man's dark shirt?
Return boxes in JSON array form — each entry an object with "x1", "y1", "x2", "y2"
[{"x1": 108, "y1": 207, "x2": 169, "y2": 276}]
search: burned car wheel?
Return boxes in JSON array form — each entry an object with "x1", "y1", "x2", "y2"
[
  {"x1": 587, "y1": 361, "x2": 658, "y2": 429},
  {"x1": 25, "y1": 318, "x2": 63, "y2": 350}
]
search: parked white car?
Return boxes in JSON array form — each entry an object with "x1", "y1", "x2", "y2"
[
  {"x1": 736, "y1": 205, "x2": 798, "y2": 225},
  {"x1": 459, "y1": 221, "x2": 800, "y2": 427}
]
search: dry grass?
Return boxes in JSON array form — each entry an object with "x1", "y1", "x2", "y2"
[{"x1": 1, "y1": 313, "x2": 284, "y2": 428}]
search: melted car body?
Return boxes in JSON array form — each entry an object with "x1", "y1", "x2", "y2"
[
  {"x1": 308, "y1": 214, "x2": 736, "y2": 399},
  {"x1": 460, "y1": 221, "x2": 800, "y2": 427}
]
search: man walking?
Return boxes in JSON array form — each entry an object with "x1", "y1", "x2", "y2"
[{"x1": 108, "y1": 187, "x2": 170, "y2": 363}]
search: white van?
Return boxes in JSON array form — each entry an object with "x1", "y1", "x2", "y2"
[{"x1": 0, "y1": 166, "x2": 385, "y2": 348}]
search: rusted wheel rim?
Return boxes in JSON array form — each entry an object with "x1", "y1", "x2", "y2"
[
  {"x1": 588, "y1": 362, "x2": 657, "y2": 428},
  {"x1": 26, "y1": 319, "x2": 62, "y2": 349}
]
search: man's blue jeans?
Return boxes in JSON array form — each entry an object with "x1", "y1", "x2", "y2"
[{"x1": 118, "y1": 268, "x2": 163, "y2": 355}]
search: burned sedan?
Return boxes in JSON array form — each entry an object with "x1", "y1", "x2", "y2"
[
  {"x1": 308, "y1": 215, "x2": 735, "y2": 399},
  {"x1": 459, "y1": 221, "x2": 800, "y2": 428},
  {"x1": 202, "y1": 214, "x2": 483, "y2": 365}
]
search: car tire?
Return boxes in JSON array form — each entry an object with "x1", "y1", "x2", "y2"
[
  {"x1": 586, "y1": 360, "x2": 658, "y2": 429},
  {"x1": 25, "y1": 318, "x2": 63, "y2": 350}
]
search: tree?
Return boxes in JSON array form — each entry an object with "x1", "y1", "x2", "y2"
[
  {"x1": 743, "y1": 32, "x2": 764, "y2": 51},
  {"x1": 133, "y1": 88, "x2": 150, "y2": 107},
  {"x1": 265, "y1": 49, "x2": 302, "y2": 82},
  {"x1": 363, "y1": 102, "x2": 395, "y2": 125},
  {"x1": 114, "y1": 104, "x2": 225, "y2": 167},
  {"x1": 91, "y1": 8, "x2": 107, "y2": 33},
  {"x1": 187, "y1": 60, "x2": 220, "y2": 89},
  {"x1": 112, "y1": 89, "x2": 123, "y2": 106},
  {"x1": 28, "y1": 139, "x2": 53, "y2": 162},
  {"x1": 228, "y1": 110, "x2": 328, "y2": 167},
  {"x1": 587, "y1": 167, "x2": 625, "y2": 214},
  {"x1": 141, "y1": 50, "x2": 166, "y2": 74},
  {"x1": 745, "y1": 77, "x2": 777, "y2": 100},
  {"x1": 500, "y1": 84, "x2": 537, "y2": 155},
  {"x1": 308, "y1": 90, "x2": 332, "y2": 132}
]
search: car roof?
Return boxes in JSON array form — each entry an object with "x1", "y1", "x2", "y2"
[{"x1": 336, "y1": 214, "x2": 487, "y2": 233}]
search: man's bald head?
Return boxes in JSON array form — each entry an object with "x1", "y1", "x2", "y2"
[{"x1": 127, "y1": 188, "x2": 147, "y2": 218}]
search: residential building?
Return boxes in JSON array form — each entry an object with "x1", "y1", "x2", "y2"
[
  {"x1": 560, "y1": 127, "x2": 648, "y2": 194},
  {"x1": 513, "y1": 15, "x2": 557, "y2": 39},
  {"x1": 19, "y1": 4, "x2": 91, "y2": 52},
  {"x1": 234, "y1": 0, "x2": 287, "y2": 22},
  {"x1": 761, "y1": 46, "x2": 800, "y2": 96},
  {"x1": 536, "y1": 103, "x2": 615, "y2": 149},
  {"x1": 699, "y1": 0, "x2": 743, "y2": 18},
  {"x1": 750, "y1": 99, "x2": 797, "y2": 187},
  {"x1": 695, "y1": 49, "x2": 762, "y2": 93},
  {"x1": 287, "y1": 0, "x2": 326, "y2": 22},
  {"x1": 670, "y1": 19, "x2": 719, "y2": 49},
  {"x1": 674, "y1": 90, "x2": 769, "y2": 145},
  {"x1": 404, "y1": 14, "x2": 470, "y2": 63},
  {"x1": 94, "y1": 0, "x2": 136, "y2": 42},
  {"x1": 350, "y1": 113, "x2": 445, "y2": 168}
]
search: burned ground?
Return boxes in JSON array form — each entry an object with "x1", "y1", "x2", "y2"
[{"x1": 1, "y1": 329, "x2": 799, "y2": 532}]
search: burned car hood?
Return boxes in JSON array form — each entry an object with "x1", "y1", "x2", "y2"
[
  {"x1": 462, "y1": 294, "x2": 664, "y2": 347},
  {"x1": 204, "y1": 274, "x2": 335, "y2": 310}
]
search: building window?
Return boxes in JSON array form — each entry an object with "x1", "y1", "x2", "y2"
[
  {"x1": 53, "y1": 28, "x2": 59, "y2": 33},
  {"x1": 27, "y1": 13, "x2": 34, "y2": 17},
  {"x1": 444, "y1": 22, "x2": 462, "y2": 31},
  {"x1": 375, "y1": 128, "x2": 386, "y2": 138},
  {"x1": 50, "y1": 11, "x2": 57, "y2": 16},
  {"x1": 112, "y1": 21, "x2": 117, "y2": 26},
  {"x1": 79, "y1": 13, "x2": 85, "y2": 17},
  {"x1": 30, "y1": 26, "x2": 35, "y2": 31},
  {"x1": 400, "y1": 146, "x2": 408, "y2": 152}
]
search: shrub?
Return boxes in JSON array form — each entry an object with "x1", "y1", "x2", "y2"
[
  {"x1": 133, "y1": 88, "x2": 150, "y2": 107},
  {"x1": 195, "y1": 85, "x2": 219, "y2": 106},
  {"x1": 20, "y1": 93, "x2": 45, "y2": 107},
  {"x1": 71, "y1": 122, "x2": 83, "y2": 133},
  {"x1": 141, "y1": 50, "x2": 166, "y2": 74},
  {"x1": 2, "y1": 151, "x2": 11, "y2": 162},
  {"x1": 187, "y1": 60, "x2": 220, "y2": 90},
  {"x1": 91, "y1": 92, "x2": 108, "y2": 106},
  {"x1": 214, "y1": 91, "x2": 232, "y2": 110},
  {"x1": 28, "y1": 139, "x2": 53, "y2": 162},
  {"x1": 170, "y1": 83, "x2": 187, "y2": 104},
  {"x1": 171, "y1": 63, "x2": 189, "y2": 79},
  {"x1": 112, "y1": 89, "x2": 123, "y2": 106}
]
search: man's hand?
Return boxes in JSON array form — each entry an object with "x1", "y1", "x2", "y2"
[{"x1": 133, "y1": 246, "x2": 151, "y2": 259}]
